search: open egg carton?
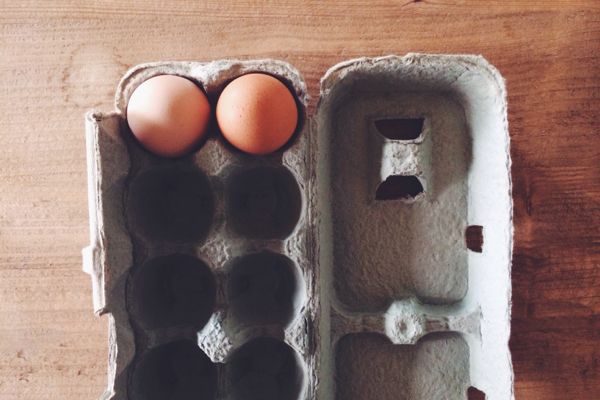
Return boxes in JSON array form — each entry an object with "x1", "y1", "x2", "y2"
[{"x1": 83, "y1": 54, "x2": 514, "y2": 400}]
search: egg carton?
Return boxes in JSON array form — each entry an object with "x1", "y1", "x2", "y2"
[{"x1": 83, "y1": 53, "x2": 513, "y2": 400}]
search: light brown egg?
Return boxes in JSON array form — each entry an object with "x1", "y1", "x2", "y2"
[
  {"x1": 216, "y1": 73, "x2": 298, "y2": 155},
  {"x1": 126, "y1": 75, "x2": 211, "y2": 157}
]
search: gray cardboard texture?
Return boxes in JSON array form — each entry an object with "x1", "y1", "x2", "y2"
[{"x1": 83, "y1": 54, "x2": 513, "y2": 400}]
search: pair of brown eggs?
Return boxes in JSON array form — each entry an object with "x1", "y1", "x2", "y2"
[{"x1": 126, "y1": 73, "x2": 299, "y2": 157}]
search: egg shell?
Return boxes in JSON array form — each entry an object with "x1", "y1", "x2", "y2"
[
  {"x1": 216, "y1": 73, "x2": 298, "y2": 155},
  {"x1": 126, "y1": 75, "x2": 211, "y2": 157}
]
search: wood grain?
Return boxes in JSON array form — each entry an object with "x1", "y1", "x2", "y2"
[{"x1": 1, "y1": 1, "x2": 599, "y2": 399}]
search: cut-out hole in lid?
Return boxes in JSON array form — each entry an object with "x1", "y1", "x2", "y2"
[
  {"x1": 467, "y1": 386, "x2": 486, "y2": 400},
  {"x1": 375, "y1": 175, "x2": 424, "y2": 200},
  {"x1": 374, "y1": 118, "x2": 424, "y2": 140},
  {"x1": 466, "y1": 225, "x2": 484, "y2": 253}
]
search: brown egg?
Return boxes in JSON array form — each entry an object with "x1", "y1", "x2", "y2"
[
  {"x1": 216, "y1": 73, "x2": 298, "y2": 155},
  {"x1": 126, "y1": 75, "x2": 211, "y2": 157}
]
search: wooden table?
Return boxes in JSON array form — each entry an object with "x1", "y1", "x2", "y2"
[{"x1": 1, "y1": 1, "x2": 599, "y2": 399}]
